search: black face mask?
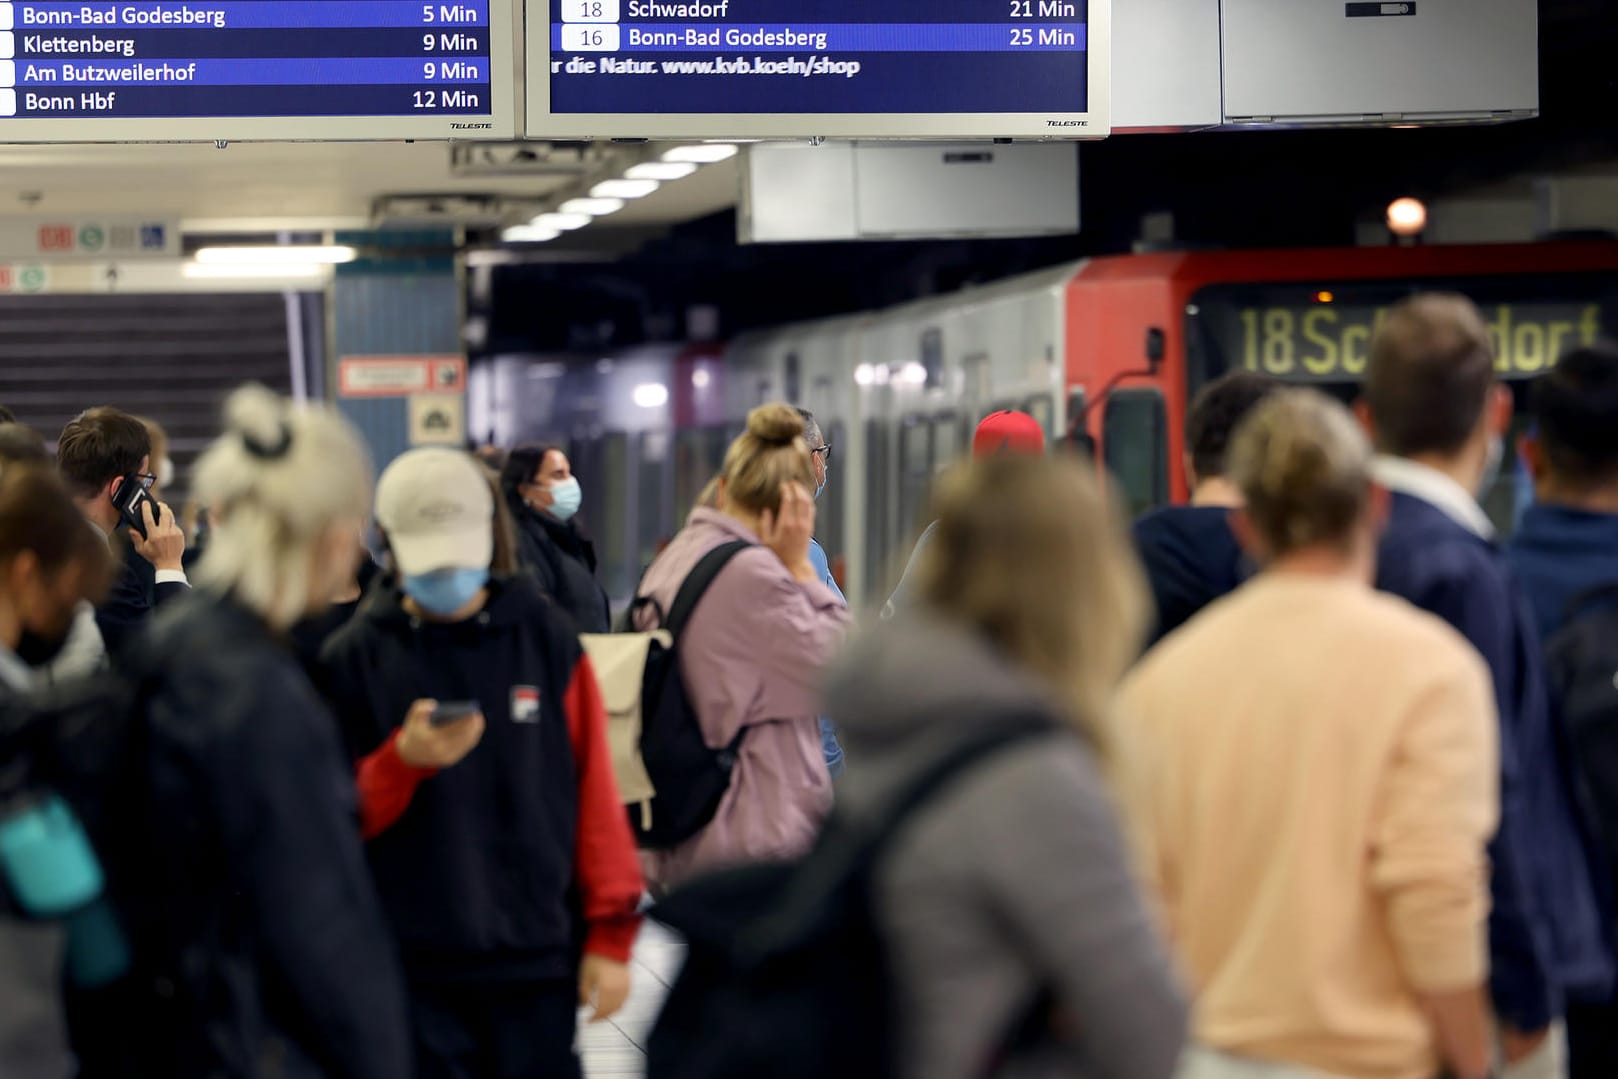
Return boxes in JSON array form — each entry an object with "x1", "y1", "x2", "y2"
[{"x1": 15, "y1": 620, "x2": 73, "y2": 667}]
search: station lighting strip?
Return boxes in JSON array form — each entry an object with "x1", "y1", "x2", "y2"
[
  {"x1": 181, "y1": 242, "x2": 358, "y2": 279},
  {"x1": 501, "y1": 143, "x2": 739, "y2": 244}
]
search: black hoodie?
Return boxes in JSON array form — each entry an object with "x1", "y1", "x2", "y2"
[
  {"x1": 509, "y1": 500, "x2": 612, "y2": 634},
  {"x1": 1132, "y1": 505, "x2": 1250, "y2": 649},
  {"x1": 318, "y1": 577, "x2": 595, "y2": 982}
]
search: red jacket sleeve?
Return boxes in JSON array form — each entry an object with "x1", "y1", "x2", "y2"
[
  {"x1": 355, "y1": 730, "x2": 435, "y2": 841},
  {"x1": 565, "y1": 655, "x2": 645, "y2": 961}
]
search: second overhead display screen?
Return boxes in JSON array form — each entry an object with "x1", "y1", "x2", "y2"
[{"x1": 530, "y1": 0, "x2": 1108, "y2": 139}]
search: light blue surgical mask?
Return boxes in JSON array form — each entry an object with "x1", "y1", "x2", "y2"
[
  {"x1": 547, "y1": 476, "x2": 582, "y2": 522},
  {"x1": 403, "y1": 567, "x2": 489, "y2": 617}
]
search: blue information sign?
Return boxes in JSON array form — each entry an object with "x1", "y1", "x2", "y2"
[
  {"x1": 527, "y1": 0, "x2": 1110, "y2": 139},
  {"x1": 0, "y1": 0, "x2": 514, "y2": 139}
]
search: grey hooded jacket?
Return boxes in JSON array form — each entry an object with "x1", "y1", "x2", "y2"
[{"x1": 826, "y1": 618, "x2": 1188, "y2": 1079}]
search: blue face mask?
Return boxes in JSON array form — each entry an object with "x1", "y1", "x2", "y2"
[
  {"x1": 403, "y1": 567, "x2": 490, "y2": 617},
  {"x1": 546, "y1": 476, "x2": 582, "y2": 522}
]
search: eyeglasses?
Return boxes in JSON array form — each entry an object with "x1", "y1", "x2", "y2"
[
  {"x1": 135, "y1": 472, "x2": 157, "y2": 490},
  {"x1": 811, "y1": 444, "x2": 832, "y2": 461}
]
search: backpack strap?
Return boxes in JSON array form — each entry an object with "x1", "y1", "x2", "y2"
[
  {"x1": 662, "y1": 540, "x2": 754, "y2": 638},
  {"x1": 738, "y1": 715, "x2": 1055, "y2": 962},
  {"x1": 1561, "y1": 581, "x2": 1618, "y2": 626}
]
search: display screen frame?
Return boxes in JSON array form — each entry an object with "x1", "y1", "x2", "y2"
[
  {"x1": 0, "y1": 0, "x2": 518, "y2": 142},
  {"x1": 524, "y1": 0, "x2": 1110, "y2": 140}
]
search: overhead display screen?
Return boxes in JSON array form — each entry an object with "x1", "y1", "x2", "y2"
[
  {"x1": 0, "y1": 0, "x2": 515, "y2": 140},
  {"x1": 526, "y1": 0, "x2": 1110, "y2": 139}
]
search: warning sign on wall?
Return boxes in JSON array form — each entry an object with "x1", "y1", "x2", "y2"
[
  {"x1": 409, "y1": 393, "x2": 466, "y2": 447},
  {"x1": 340, "y1": 355, "x2": 466, "y2": 398}
]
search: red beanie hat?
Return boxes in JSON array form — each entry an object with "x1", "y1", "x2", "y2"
[{"x1": 972, "y1": 410, "x2": 1045, "y2": 458}]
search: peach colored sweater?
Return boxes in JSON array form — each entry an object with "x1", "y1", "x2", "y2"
[{"x1": 1115, "y1": 574, "x2": 1499, "y2": 1079}]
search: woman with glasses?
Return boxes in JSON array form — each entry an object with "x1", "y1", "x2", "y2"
[{"x1": 795, "y1": 407, "x2": 846, "y2": 779}]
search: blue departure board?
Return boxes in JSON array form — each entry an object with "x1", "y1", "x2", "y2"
[
  {"x1": 0, "y1": 0, "x2": 514, "y2": 139},
  {"x1": 526, "y1": 0, "x2": 1110, "y2": 139}
]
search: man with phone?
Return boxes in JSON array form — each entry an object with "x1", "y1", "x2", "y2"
[{"x1": 57, "y1": 407, "x2": 190, "y2": 656}]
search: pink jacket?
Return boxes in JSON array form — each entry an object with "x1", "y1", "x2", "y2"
[{"x1": 633, "y1": 508, "x2": 850, "y2": 888}]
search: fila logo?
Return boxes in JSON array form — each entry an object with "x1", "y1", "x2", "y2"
[{"x1": 512, "y1": 686, "x2": 541, "y2": 724}]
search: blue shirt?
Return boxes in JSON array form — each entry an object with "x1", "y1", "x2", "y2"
[
  {"x1": 808, "y1": 538, "x2": 846, "y2": 779},
  {"x1": 1507, "y1": 503, "x2": 1618, "y2": 645}
]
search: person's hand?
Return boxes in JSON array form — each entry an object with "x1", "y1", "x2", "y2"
[
  {"x1": 1500, "y1": 1024, "x2": 1549, "y2": 1064},
  {"x1": 395, "y1": 699, "x2": 485, "y2": 770},
  {"x1": 759, "y1": 481, "x2": 817, "y2": 584},
  {"x1": 134, "y1": 501, "x2": 186, "y2": 572},
  {"x1": 578, "y1": 955, "x2": 631, "y2": 1023}
]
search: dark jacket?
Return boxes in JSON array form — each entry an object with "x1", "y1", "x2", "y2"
[
  {"x1": 288, "y1": 560, "x2": 382, "y2": 680},
  {"x1": 94, "y1": 538, "x2": 187, "y2": 658},
  {"x1": 318, "y1": 576, "x2": 637, "y2": 983},
  {"x1": 82, "y1": 591, "x2": 411, "y2": 1079},
  {"x1": 1507, "y1": 504, "x2": 1618, "y2": 645},
  {"x1": 509, "y1": 501, "x2": 611, "y2": 634},
  {"x1": 1377, "y1": 492, "x2": 1610, "y2": 1026},
  {"x1": 827, "y1": 619, "x2": 1188, "y2": 1079},
  {"x1": 1132, "y1": 505, "x2": 1248, "y2": 647}
]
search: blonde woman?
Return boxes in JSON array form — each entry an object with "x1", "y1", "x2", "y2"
[
  {"x1": 1115, "y1": 389, "x2": 1497, "y2": 1079},
  {"x1": 824, "y1": 453, "x2": 1188, "y2": 1079},
  {"x1": 633, "y1": 403, "x2": 851, "y2": 889},
  {"x1": 76, "y1": 385, "x2": 411, "y2": 1079}
]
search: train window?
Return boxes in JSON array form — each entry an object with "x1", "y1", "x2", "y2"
[
  {"x1": 963, "y1": 352, "x2": 991, "y2": 409},
  {"x1": 1103, "y1": 389, "x2": 1168, "y2": 518},
  {"x1": 932, "y1": 412, "x2": 961, "y2": 467},
  {"x1": 1023, "y1": 394, "x2": 1056, "y2": 439},
  {"x1": 785, "y1": 353, "x2": 802, "y2": 404},
  {"x1": 673, "y1": 424, "x2": 727, "y2": 523},
  {"x1": 921, "y1": 328, "x2": 944, "y2": 390},
  {"x1": 864, "y1": 415, "x2": 894, "y2": 603},
  {"x1": 898, "y1": 414, "x2": 934, "y2": 549}
]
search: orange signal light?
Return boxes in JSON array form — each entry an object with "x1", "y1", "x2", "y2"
[{"x1": 1315, "y1": 291, "x2": 1334, "y2": 304}]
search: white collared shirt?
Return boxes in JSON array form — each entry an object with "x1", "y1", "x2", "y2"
[
  {"x1": 1371, "y1": 455, "x2": 1495, "y2": 540},
  {"x1": 0, "y1": 644, "x2": 30, "y2": 692}
]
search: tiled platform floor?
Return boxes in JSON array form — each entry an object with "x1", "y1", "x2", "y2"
[{"x1": 580, "y1": 921, "x2": 683, "y2": 1079}]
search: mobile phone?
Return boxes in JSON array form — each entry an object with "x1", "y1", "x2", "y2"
[
  {"x1": 428, "y1": 701, "x2": 480, "y2": 727},
  {"x1": 110, "y1": 476, "x2": 161, "y2": 539}
]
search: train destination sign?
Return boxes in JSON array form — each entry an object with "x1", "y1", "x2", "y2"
[
  {"x1": 527, "y1": 0, "x2": 1111, "y2": 139},
  {"x1": 1219, "y1": 300, "x2": 1607, "y2": 381},
  {"x1": 0, "y1": 0, "x2": 515, "y2": 140}
]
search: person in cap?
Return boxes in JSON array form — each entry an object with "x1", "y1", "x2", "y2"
[
  {"x1": 882, "y1": 409, "x2": 1045, "y2": 619},
  {"x1": 318, "y1": 446, "x2": 644, "y2": 1079}
]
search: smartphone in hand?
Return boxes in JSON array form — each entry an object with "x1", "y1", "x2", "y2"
[{"x1": 428, "y1": 701, "x2": 480, "y2": 728}]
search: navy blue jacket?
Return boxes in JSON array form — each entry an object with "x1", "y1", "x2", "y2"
[
  {"x1": 94, "y1": 539, "x2": 186, "y2": 658},
  {"x1": 1378, "y1": 492, "x2": 1610, "y2": 1027},
  {"x1": 1508, "y1": 504, "x2": 1618, "y2": 645},
  {"x1": 318, "y1": 576, "x2": 586, "y2": 984},
  {"x1": 1132, "y1": 506, "x2": 1248, "y2": 648}
]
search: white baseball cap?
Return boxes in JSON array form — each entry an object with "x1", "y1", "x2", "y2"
[{"x1": 375, "y1": 448, "x2": 494, "y2": 576}]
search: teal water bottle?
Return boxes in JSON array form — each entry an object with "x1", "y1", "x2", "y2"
[{"x1": 0, "y1": 794, "x2": 103, "y2": 917}]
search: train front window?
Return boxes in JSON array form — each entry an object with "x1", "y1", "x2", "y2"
[{"x1": 1185, "y1": 275, "x2": 1618, "y2": 535}]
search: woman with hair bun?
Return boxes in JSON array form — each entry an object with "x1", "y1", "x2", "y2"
[
  {"x1": 632, "y1": 403, "x2": 851, "y2": 890},
  {"x1": 75, "y1": 385, "x2": 411, "y2": 1079},
  {"x1": 1115, "y1": 389, "x2": 1498, "y2": 1079}
]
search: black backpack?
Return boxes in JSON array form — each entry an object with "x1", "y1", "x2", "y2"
[
  {"x1": 1545, "y1": 582, "x2": 1618, "y2": 871},
  {"x1": 646, "y1": 720, "x2": 1053, "y2": 1079},
  {"x1": 626, "y1": 539, "x2": 752, "y2": 850}
]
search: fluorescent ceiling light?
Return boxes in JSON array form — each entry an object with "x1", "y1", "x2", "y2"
[
  {"x1": 502, "y1": 224, "x2": 561, "y2": 243},
  {"x1": 591, "y1": 179, "x2": 660, "y2": 200},
  {"x1": 560, "y1": 197, "x2": 625, "y2": 217},
  {"x1": 662, "y1": 143, "x2": 738, "y2": 164},
  {"x1": 182, "y1": 262, "x2": 327, "y2": 279},
  {"x1": 626, "y1": 161, "x2": 698, "y2": 181},
  {"x1": 532, "y1": 212, "x2": 592, "y2": 231},
  {"x1": 193, "y1": 244, "x2": 356, "y2": 265}
]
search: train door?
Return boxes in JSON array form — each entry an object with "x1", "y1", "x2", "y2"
[
  {"x1": 634, "y1": 430, "x2": 672, "y2": 594},
  {"x1": 571, "y1": 431, "x2": 631, "y2": 603},
  {"x1": 1102, "y1": 389, "x2": 1170, "y2": 518}
]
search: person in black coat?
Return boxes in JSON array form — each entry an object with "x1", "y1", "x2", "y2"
[
  {"x1": 499, "y1": 445, "x2": 611, "y2": 633},
  {"x1": 69, "y1": 386, "x2": 412, "y2": 1079}
]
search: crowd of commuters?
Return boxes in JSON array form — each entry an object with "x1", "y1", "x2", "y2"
[{"x1": 0, "y1": 287, "x2": 1614, "y2": 1079}]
